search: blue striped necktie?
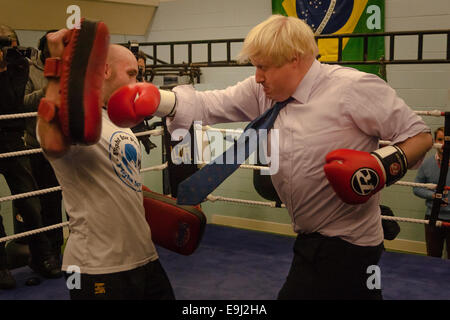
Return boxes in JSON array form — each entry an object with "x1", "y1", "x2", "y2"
[{"x1": 176, "y1": 97, "x2": 293, "y2": 205}]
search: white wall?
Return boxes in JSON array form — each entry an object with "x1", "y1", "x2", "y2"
[{"x1": 138, "y1": 0, "x2": 450, "y2": 244}]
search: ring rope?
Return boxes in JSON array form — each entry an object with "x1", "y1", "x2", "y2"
[
  {"x1": 201, "y1": 126, "x2": 442, "y2": 150},
  {"x1": 0, "y1": 186, "x2": 62, "y2": 203},
  {"x1": 0, "y1": 163, "x2": 168, "y2": 204},
  {"x1": 1, "y1": 166, "x2": 448, "y2": 205},
  {"x1": 429, "y1": 112, "x2": 450, "y2": 228},
  {"x1": 0, "y1": 128, "x2": 164, "y2": 159},
  {"x1": 0, "y1": 112, "x2": 37, "y2": 120},
  {"x1": 134, "y1": 128, "x2": 164, "y2": 137},
  {"x1": 0, "y1": 142, "x2": 443, "y2": 160},
  {"x1": 0, "y1": 109, "x2": 445, "y2": 122},
  {"x1": 140, "y1": 162, "x2": 168, "y2": 173},
  {"x1": 207, "y1": 194, "x2": 286, "y2": 208},
  {"x1": 0, "y1": 147, "x2": 43, "y2": 159},
  {"x1": 206, "y1": 194, "x2": 450, "y2": 227},
  {"x1": 315, "y1": 0, "x2": 336, "y2": 35},
  {"x1": 1, "y1": 178, "x2": 448, "y2": 244},
  {"x1": 0, "y1": 222, "x2": 69, "y2": 244}
]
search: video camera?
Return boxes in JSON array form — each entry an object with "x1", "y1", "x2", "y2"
[
  {"x1": 128, "y1": 40, "x2": 139, "y2": 59},
  {"x1": 0, "y1": 36, "x2": 34, "y2": 65},
  {"x1": 127, "y1": 40, "x2": 145, "y2": 82}
]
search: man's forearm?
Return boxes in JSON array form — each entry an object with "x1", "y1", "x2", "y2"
[
  {"x1": 397, "y1": 132, "x2": 433, "y2": 169},
  {"x1": 24, "y1": 87, "x2": 46, "y2": 112}
]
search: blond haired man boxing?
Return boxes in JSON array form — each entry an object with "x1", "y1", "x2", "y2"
[{"x1": 108, "y1": 15, "x2": 432, "y2": 299}]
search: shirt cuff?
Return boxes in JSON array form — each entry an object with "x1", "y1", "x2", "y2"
[{"x1": 166, "y1": 85, "x2": 198, "y2": 140}]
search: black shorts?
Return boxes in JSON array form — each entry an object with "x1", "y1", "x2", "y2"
[
  {"x1": 278, "y1": 233, "x2": 384, "y2": 300},
  {"x1": 64, "y1": 259, "x2": 175, "y2": 300}
]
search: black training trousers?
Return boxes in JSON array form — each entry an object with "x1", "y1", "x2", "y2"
[{"x1": 278, "y1": 232, "x2": 384, "y2": 300}]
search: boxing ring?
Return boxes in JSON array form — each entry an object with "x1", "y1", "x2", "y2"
[{"x1": 1, "y1": 29, "x2": 450, "y2": 299}]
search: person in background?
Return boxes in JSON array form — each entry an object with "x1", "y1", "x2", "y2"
[
  {"x1": 107, "y1": 15, "x2": 433, "y2": 299},
  {"x1": 413, "y1": 126, "x2": 450, "y2": 259},
  {"x1": 0, "y1": 25, "x2": 61, "y2": 290},
  {"x1": 37, "y1": 28, "x2": 175, "y2": 299}
]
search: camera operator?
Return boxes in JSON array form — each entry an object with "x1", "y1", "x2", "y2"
[
  {"x1": 23, "y1": 30, "x2": 63, "y2": 267},
  {"x1": 136, "y1": 50, "x2": 147, "y2": 83},
  {"x1": 0, "y1": 25, "x2": 61, "y2": 289}
]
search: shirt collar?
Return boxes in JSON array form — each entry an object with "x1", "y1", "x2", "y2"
[{"x1": 291, "y1": 59, "x2": 320, "y2": 104}]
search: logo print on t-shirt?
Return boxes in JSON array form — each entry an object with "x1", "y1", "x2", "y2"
[{"x1": 109, "y1": 131, "x2": 142, "y2": 191}]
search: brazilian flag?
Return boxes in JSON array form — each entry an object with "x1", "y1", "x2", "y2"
[{"x1": 272, "y1": 0, "x2": 385, "y2": 78}]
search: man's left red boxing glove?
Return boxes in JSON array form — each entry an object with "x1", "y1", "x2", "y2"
[{"x1": 324, "y1": 146, "x2": 408, "y2": 204}]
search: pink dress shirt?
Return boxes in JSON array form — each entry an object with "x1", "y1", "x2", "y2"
[{"x1": 168, "y1": 60, "x2": 430, "y2": 246}]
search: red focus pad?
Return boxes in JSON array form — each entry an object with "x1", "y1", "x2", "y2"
[
  {"x1": 108, "y1": 83, "x2": 161, "y2": 128},
  {"x1": 58, "y1": 18, "x2": 110, "y2": 145},
  {"x1": 142, "y1": 186, "x2": 206, "y2": 255},
  {"x1": 43, "y1": 58, "x2": 62, "y2": 78}
]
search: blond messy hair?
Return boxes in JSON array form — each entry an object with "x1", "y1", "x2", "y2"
[{"x1": 237, "y1": 15, "x2": 319, "y2": 67}]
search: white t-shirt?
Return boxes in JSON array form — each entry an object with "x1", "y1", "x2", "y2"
[{"x1": 48, "y1": 110, "x2": 158, "y2": 274}]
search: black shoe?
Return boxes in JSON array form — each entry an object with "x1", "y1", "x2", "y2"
[
  {"x1": 0, "y1": 269, "x2": 16, "y2": 289},
  {"x1": 29, "y1": 255, "x2": 62, "y2": 279}
]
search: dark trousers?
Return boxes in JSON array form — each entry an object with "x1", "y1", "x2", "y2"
[
  {"x1": 28, "y1": 153, "x2": 63, "y2": 254},
  {"x1": 0, "y1": 132, "x2": 52, "y2": 267},
  {"x1": 278, "y1": 233, "x2": 384, "y2": 300},
  {"x1": 0, "y1": 217, "x2": 7, "y2": 268},
  {"x1": 65, "y1": 259, "x2": 175, "y2": 300},
  {"x1": 424, "y1": 218, "x2": 450, "y2": 258}
]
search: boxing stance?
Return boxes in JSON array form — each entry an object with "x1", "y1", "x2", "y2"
[{"x1": 107, "y1": 15, "x2": 432, "y2": 299}]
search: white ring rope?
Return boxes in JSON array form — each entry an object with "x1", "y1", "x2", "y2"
[
  {"x1": 134, "y1": 128, "x2": 164, "y2": 137},
  {"x1": 0, "y1": 128, "x2": 164, "y2": 159},
  {"x1": 380, "y1": 215, "x2": 446, "y2": 227},
  {"x1": 207, "y1": 194, "x2": 286, "y2": 208},
  {"x1": 315, "y1": 0, "x2": 336, "y2": 35},
  {"x1": 0, "y1": 147, "x2": 43, "y2": 159},
  {"x1": 415, "y1": 110, "x2": 445, "y2": 116},
  {"x1": 0, "y1": 186, "x2": 62, "y2": 203},
  {"x1": 140, "y1": 162, "x2": 168, "y2": 173},
  {"x1": 1, "y1": 111, "x2": 448, "y2": 242},
  {"x1": 0, "y1": 112, "x2": 37, "y2": 120},
  {"x1": 201, "y1": 126, "x2": 443, "y2": 150},
  {"x1": 206, "y1": 194, "x2": 446, "y2": 226},
  {"x1": 0, "y1": 166, "x2": 444, "y2": 206},
  {"x1": 0, "y1": 109, "x2": 445, "y2": 122}
]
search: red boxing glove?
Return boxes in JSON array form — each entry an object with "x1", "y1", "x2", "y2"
[
  {"x1": 107, "y1": 82, "x2": 176, "y2": 128},
  {"x1": 324, "y1": 146, "x2": 408, "y2": 204}
]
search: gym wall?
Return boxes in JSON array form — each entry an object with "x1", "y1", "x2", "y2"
[{"x1": 139, "y1": 0, "x2": 450, "y2": 254}]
